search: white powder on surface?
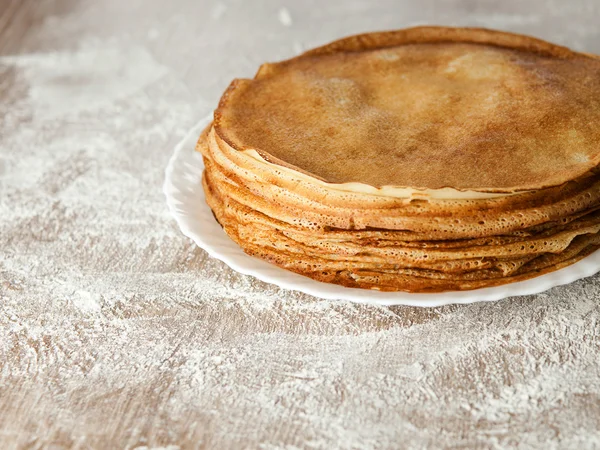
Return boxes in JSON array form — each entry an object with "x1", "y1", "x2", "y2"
[
  {"x1": 1, "y1": 41, "x2": 170, "y2": 121},
  {"x1": 211, "y1": 3, "x2": 227, "y2": 21},
  {"x1": 1, "y1": 1, "x2": 600, "y2": 449},
  {"x1": 278, "y1": 8, "x2": 293, "y2": 27}
]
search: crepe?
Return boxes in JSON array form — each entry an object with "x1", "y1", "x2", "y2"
[
  {"x1": 197, "y1": 26, "x2": 600, "y2": 293},
  {"x1": 215, "y1": 27, "x2": 600, "y2": 192}
]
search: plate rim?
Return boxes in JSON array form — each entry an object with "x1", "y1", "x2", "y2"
[{"x1": 163, "y1": 117, "x2": 600, "y2": 307}]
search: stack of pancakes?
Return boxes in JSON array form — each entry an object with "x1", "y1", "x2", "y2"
[{"x1": 198, "y1": 27, "x2": 600, "y2": 292}]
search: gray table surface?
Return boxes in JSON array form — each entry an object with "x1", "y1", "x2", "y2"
[{"x1": 1, "y1": 0, "x2": 599, "y2": 448}]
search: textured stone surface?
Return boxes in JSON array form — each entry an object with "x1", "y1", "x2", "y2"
[{"x1": 1, "y1": 0, "x2": 599, "y2": 449}]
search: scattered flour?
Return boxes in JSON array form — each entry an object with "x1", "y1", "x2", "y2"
[
  {"x1": 1, "y1": 1, "x2": 600, "y2": 449},
  {"x1": 211, "y1": 3, "x2": 227, "y2": 21},
  {"x1": 1, "y1": 40, "x2": 169, "y2": 121},
  {"x1": 278, "y1": 8, "x2": 293, "y2": 27}
]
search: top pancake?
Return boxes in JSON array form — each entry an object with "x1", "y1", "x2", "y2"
[{"x1": 214, "y1": 27, "x2": 600, "y2": 193}]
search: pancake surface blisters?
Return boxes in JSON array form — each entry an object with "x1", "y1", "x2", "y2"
[{"x1": 199, "y1": 26, "x2": 600, "y2": 293}]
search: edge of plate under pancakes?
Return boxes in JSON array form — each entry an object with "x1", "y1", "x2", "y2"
[{"x1": 198, "y1": 26, "x2": 600, "y2": 293}]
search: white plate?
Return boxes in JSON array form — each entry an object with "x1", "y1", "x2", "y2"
[{"x1": 164, "y1": 117, "x2": 600, "y2": 307}]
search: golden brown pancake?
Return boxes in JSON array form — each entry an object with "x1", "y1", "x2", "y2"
[
  {"x1": 203, "y1": 128, "x2": 600, "y2": 238},
  {"x1": 215, "y1": 27, "x2": 600, "y2": 193},
  {"x1": 198, "y1": 26, "x2": 600, "y2": 293}
]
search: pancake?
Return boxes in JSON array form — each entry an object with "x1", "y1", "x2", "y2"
[
  {"x1": 197, "y1": 26, "x2": 600, "y2": 293},
  {"x1": 202, "y1": 167, "x2": 600, "y2": 269},
  {"x1": 203, "y1": 129, "x2": 600, "y2": 238},
  {"x1": 215, "y1": 27, "x2": 600, "y2": 193}
]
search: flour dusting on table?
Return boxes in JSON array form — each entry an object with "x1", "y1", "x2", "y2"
[{"x1": 1, "y1": 1, "x2": 600, "y2": 449}]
